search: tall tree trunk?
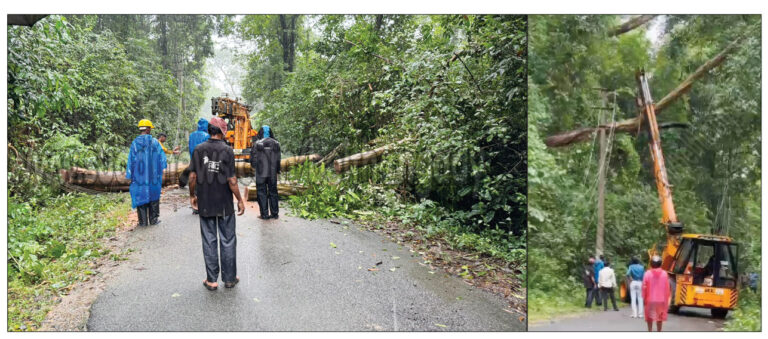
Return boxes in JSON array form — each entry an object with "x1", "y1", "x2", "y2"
[
  {"x1": 278, "y1": 14, "x2": 298, "y2": 72},
  {"x1": 609, "y1": 15, "x2": 658, "y2": 37}
]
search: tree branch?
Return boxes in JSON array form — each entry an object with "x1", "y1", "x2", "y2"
[{"x1": 609, "y1": 15, "x2": 658, "y2": 37}]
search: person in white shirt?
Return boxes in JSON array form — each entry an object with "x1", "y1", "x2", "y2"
[{"x1": 598, "y1": 260, "x2": 619, "y2": 311}]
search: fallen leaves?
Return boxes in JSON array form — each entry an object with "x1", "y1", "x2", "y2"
[
  {"x1": 171, "y1": 293, "x2": 180, "y2": 298},
  {"x1": 330, "y1": 242, "x2": 337, "y2": 248}
]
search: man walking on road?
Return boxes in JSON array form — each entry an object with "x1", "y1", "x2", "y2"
[
  {"x1": 598, "y1": 260, "x2": 619, "y2": 311},
  {"x1": 126, "y1": 119, "x2": 167, "y2": 226},
  {"x1": 188, "y1": 117, "x2": 245, "y2": 291},
  {"x1": 627, "y1": 256, "x2": 645, "y2": 318},
  {"x1": 643, "y1": 255, "x2": 670, "y2": 332},
  {"x1": 249, "y1": 125, "x2": 281, "y2": 219},
  {"x1": 582, "y1": 256, "x2": 599, "y2": 308}
]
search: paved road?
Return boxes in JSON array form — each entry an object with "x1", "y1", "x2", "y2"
[
  {"x1": 87, "y1": 189, "x2": 523, "y2": 331},
  {"x1": 530, "y1": 305, "x2": 727, "y2": 331}
]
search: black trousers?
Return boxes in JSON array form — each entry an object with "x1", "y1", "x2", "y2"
[
  {"x1": 199, "y1": 214, "x2": 237, "y2": 283},
  {"x1": 600, "y1": 287, "x2": 618, "y2": 310},
  {"x1": 585, "y1": 287, "x2": 599, "y2": 307},
  {"x1": 136, "y1": 200, "x2": 160, "y2": 226},
  {"x1": 256, "y1": 176, "x2": 279, "y2": 217}
]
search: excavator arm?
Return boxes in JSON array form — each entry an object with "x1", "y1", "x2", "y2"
[{"x1": 635, "y1": 71, "x2": 683, "y2": 271}]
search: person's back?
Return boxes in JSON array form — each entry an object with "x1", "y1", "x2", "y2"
[
  {"x1": 188, "y1": 118, "x2": 210, "y2": 159},
  {"x1": 127, "y1": 134, "x2": 166, "y2": 194},
  {"x1": 594, "y1": 258, "x2": 605, "y2": 281},
  {"x1": 643, "y1": 267, "x2": 669, "y2": 303},
  {"x1": 598, "y1": 266, "x2": 616, "y2": 288},
  {"x1": 628, "y1": 263, "x2": 645, "y2": 281},
  {"x1": 191, "y1": 138, "x2": 235, "y2": 216},
  {"x1": 249, "y1": 125, "x2": 281, "y2": 219},
  {"x1": 251, "y1": 137, "x2": 281, "y2": 178}
]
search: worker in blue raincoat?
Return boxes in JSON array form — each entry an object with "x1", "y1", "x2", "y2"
[
  {"x1": 188, "y1": 118, "x2": 210, "y2": 159},
  {"x1": 186, "y1": 118, "x2": 210, "y2": 214},
  {"x1": 126, "y1": 119, "x2": 167, "y2": 226}
]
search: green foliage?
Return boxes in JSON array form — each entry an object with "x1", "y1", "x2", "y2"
[
  {"x1": 8, "y1": 15, "x2": 216, "y2": 206},
  {"x1": 7, "y1": 192, "x2": 131, "y2": 331},
  {"x1": 246, "y1": 15, "x2": 526, "y2": 238},
  {"x1": 724, "y1": 289, "x2": 762, "y2": 331},
  {"x1": 528, "y1": 15, "x2": 761, "y2": 323}
]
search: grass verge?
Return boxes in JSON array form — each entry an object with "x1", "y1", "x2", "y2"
[
  {"x1": 723, "y1": 289, "x2": 761, "y2": 331},
  {"x1": 7, "y1": 192, "x2": 132, "y2": 331}
]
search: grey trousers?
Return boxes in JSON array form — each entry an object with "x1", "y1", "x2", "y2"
[{"x1": 199, "y1": 214, "x2": 237, "y2": 283}]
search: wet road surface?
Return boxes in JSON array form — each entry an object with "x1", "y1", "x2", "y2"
[
  {"x1": 87, "y1": 189, "x2": 523, "y2": 331},
  {"x1": 530, "y1": 304, "x2": 726, "y2": 331}
]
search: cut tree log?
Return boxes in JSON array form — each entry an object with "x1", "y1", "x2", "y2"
[
  {"x1": 333, "y1": 139, "x2": 409, "y2": 173},
  {"x1": 61, "y1": 154, "x2": 321, "y2": 192},
  {"x1": 243, "y1": 182, "x2": 309, "y2": 201},
  {"x1": 545, "y1": 34, "x2": 747, "y2": 148}
]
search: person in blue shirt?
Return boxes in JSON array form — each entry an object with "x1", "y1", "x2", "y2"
[
  {"x1": 627, "y1": 256, "x2": 646, "y2": 318},
  {"x1": 594, "y1": 255, "x2": 605, "y2": 306},
  {"x1": 185, "y1": 118, "x2": 211, "y2": 213},
  {"x1": 126, "y1": 119, "x2": 167, "y2": 226},
  {"x1": 188, "y1": 118, "x2": 210, "y2": 159}
]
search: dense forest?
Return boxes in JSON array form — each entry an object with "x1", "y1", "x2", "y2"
[
  {"x1": 7, "y1": 15, "x2": 527, "y2": 330},
  {"x1": 527, "y1": 15, "x2": 761, "y2": 330}
]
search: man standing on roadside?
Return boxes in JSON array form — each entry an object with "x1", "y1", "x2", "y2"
[
  {"x1": 593, "y1": 254, "x2": 605, "y2": 306},
  {"x1": 188, "y1": 117, "x2": 245, "y2": 291},
  {"x1": 598, "y1": 260, "x2": 619, "y2": 311},
  {"x1": 127, "y1": 119, "x2": 167, "y2": 226},
  {"x1": 583, "y1": 256, "x2": 599, "y2": 308},
  {"x1": 627, "y1": 256, "x2": 645, "y2": 318}
]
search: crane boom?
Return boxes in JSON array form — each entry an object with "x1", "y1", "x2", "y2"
[{"x1": 636, "y1": 71, "x2": 683, "y2": 271}]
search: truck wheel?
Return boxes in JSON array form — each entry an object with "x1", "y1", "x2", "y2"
[{"x1": 711, "y1": 308, "x2": 728, "y2": 318}]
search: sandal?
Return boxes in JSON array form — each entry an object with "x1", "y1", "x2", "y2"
[
  {"x1": 225, "y1": 277, "x2": 240, "y2": 288},
  {"x1": 203, "y1": 280, "x2": 217, "y2": 291}
]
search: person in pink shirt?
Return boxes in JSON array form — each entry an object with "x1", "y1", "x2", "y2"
[{"x1": 642, "y1": 255, "x2": 671, "y2": 332}]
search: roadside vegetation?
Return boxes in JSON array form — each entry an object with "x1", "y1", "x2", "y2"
[{"x1": 7, "y1": 193, "x2": 131, "y2": 331}]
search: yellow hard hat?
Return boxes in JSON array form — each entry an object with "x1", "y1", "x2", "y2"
[{"x1": 138, "y1": 119, "x2": 154, "y2": 129}]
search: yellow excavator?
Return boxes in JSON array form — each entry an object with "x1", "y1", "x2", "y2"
[
  {"x1": 618, "y1": 71, "x2": 739, "y2": 318},
  {"x1": 211, "y1": 95, "x2": 258, "y2": 162}
]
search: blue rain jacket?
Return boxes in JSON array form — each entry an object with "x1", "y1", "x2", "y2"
[
  {"x1": 126, "y1": 134, "x2": 167, "y2": 208},
  {"x1": 188, "y1": 118, "x2": 210, "y2": 159}
]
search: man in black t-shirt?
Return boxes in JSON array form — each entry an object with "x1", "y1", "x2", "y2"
[{"x1": 188, "y1": 117, "x2": 245, "y2": 291}]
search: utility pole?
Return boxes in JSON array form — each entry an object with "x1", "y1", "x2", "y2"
[{"x1": 596, "y1": 128, "x2": 607, "y2": 257}]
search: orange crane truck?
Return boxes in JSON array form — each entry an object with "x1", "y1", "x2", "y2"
[
  {"x1": 618, "y1": 71, "x2": 739, "y2": 318},
  {"x1": 211, "y1": 96, "x2": 258, "y2": 162}
]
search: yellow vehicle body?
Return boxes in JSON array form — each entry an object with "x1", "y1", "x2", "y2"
[{"x1": 211, "y1": 96, "x2": 258, "y2": 162}]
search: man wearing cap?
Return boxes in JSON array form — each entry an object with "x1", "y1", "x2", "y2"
[
  {"x1": 188, "y1": 117, "x2": 245, "y2": 290},
  {"x1": 126, "y1": 119, "x2": 167, "y2": 226}
]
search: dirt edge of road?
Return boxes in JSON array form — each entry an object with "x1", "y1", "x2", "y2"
[{"x1": 38, "y1": 207, "x2": 139, "y2": 331}]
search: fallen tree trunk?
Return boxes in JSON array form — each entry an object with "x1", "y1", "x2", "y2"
[
  {"x1": 61, "y1": 154, "x2": 321, "y2": 191},
  {"x1": 545, "y1": 34, "x2": 746, "y2": 148},
  {"x1": 243, "y1": 182, "x2": 309, "y2": 201},
  {"x1": 609, "y1": 15, "x2": 657, "y2": 37},
  {"x1": 333, "y1": 139, "x2": 411, "y2": 173}
]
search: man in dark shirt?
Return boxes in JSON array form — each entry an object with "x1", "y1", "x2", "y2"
[
  {"x1": 188, "y1": 117, "x2": 245, "y2": 291},
  {"x1": 249, "y1": 125, "x2": 281, "y2": 219},
  {"x1": 583, "y1": 256, "x2": 598, "y2": 307}
]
